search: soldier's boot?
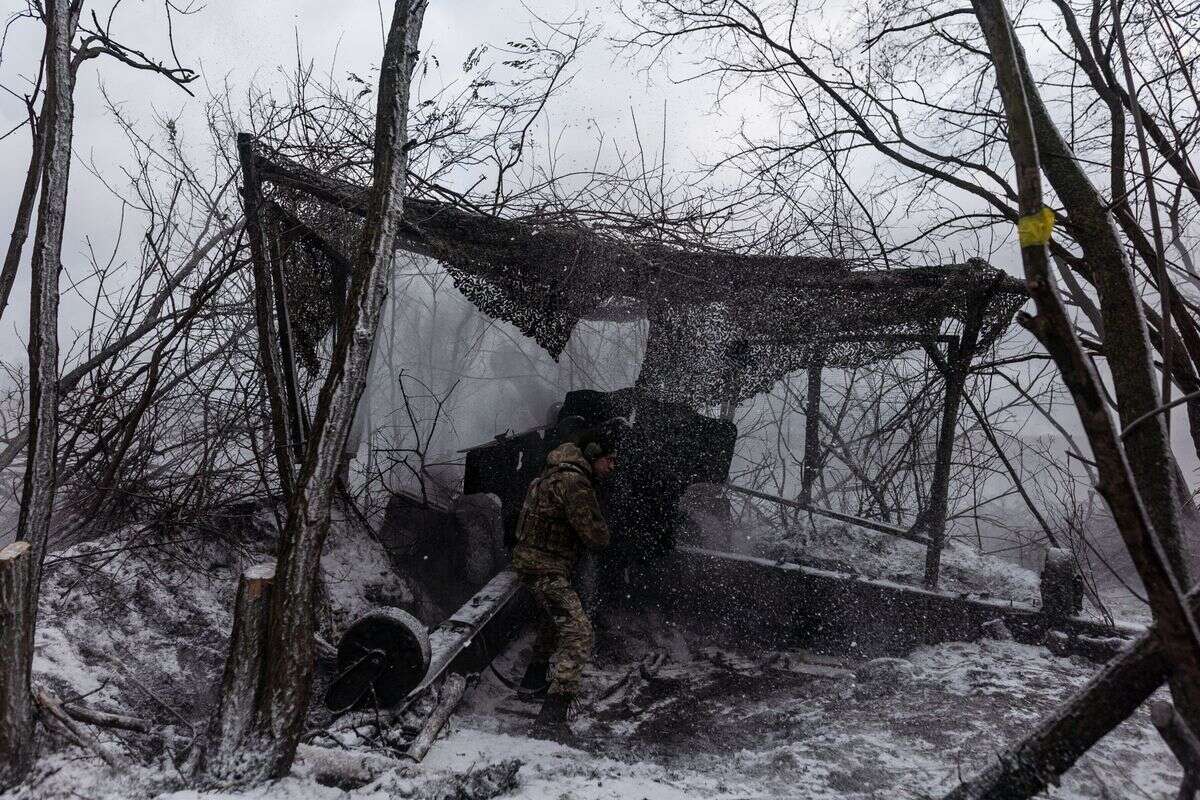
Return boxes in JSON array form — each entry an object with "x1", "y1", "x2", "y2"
[
  {"x1": 517, "y1": 660, "x2": 550, "y2": 700},
  {"x1": 529, "y1": 692, "x2": 574, "y2": 744}
]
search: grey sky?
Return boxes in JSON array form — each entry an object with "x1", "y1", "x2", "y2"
[
  {"x1": 3, "y1": 0, "x2": 1193, "y2": 475},
  {"x1": 0, "y1": 0, "x2": 749, "y2": 353}
]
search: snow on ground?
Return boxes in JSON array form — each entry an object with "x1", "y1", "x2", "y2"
[
  {"x1": 7, "y1": 516, "x2": 1174, "y2": 799},
  {"x1": 451, "y1": 612, "x2": 1178, "y2": 799},
  {"x1": 32, "y1": 532, "x2": 236, "y2": 725}
]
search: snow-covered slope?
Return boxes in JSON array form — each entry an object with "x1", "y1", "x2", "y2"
[{"x1": 10, "y1": 516, "x2": 1174, "y2": 799}]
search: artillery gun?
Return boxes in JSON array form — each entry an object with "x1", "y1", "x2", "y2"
[{"x1": 323, "y1": 388, "x2": 737, "y2": 712}]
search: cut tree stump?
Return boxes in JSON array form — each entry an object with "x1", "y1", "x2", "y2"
[
  {"x1": 195, "y1": 562, "x2": 276, "y2": 784},
  {"x1": 0, "y1": 542, "x2": 34, "y2": 790}
]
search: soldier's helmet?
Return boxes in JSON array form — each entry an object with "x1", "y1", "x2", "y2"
[{"x1": 577, "y1": 416, "x2": 631, "y2": 462}]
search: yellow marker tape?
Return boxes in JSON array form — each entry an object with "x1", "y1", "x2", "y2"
[{"x1": 1017, "y1": 206, "x2": 1055, "y2": 247}]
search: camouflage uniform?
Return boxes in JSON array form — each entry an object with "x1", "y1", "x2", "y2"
[{"x1": 512, "y1": 443, "x2": 610, "y2": 695}]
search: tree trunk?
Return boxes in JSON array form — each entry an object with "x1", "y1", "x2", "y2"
[
  {"x1": 0, "y1": 114, "x2": 44, "y2": 323},
  {"x1": 998, "y1": 0, "x2": 1200, "y2": 730},
  {"x1": 214, "y1": 0, "x2": 429, "y2": 783},
  {"x1": 1011, "y1": 6, "x2": 1191, "y2": 586},
  {"x1": 18, "y1": 0, "x2": 75, "y2": 603},
  {"x1": 195, "y1": 563, "x2": 275, "y2": 785},
  {"x1": 939, "y1": 3, "x2": 1200, "y2": 796},
  {"x1": 0, "y1": 542, "x2": 35, "y2": 789},
  {"x1": 4, "y1": 5, "x2": 77, "y2": 786}
]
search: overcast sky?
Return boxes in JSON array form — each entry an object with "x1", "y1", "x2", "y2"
[
  {"x1": 0, "y1": 0, "x2": 760, "y2": 352},
  {"x1": 5, "y1": 1, "x2": 1192, "y2": 467}
]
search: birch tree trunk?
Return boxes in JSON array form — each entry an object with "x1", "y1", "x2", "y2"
[{"x1": 213, "y1": 0, "x2": 429, "y2": 782}]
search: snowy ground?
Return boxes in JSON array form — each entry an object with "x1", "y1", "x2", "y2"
[{"x1": 6, "y1": 517, "x2": 1177, "y2": 800}]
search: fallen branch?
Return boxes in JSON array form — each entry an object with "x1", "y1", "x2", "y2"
[
  {"x1": 33, "y1": 686, "x2": 126, "y2": 770},
  {"x1": 295, "y1": 743, "x2": 408, "y2": 788},
  {"x1": 405, "y1": 673, "x2": 468, "y2": 763},
  {"x1": 61, "y1": 701, "x2": 152, "y2": 734}
]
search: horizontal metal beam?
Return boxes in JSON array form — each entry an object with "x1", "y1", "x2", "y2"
[
  {"x1": 724, "y1": 483, "x2": 931, "y2": 546},
  {"x1": 406, "y1": 570, "x2": 527, "y2": 700},
  {"x1": 661, "y1": 547, "x2": 1141, "y2": 661}
]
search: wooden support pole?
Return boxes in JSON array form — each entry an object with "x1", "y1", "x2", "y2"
[
  {"x1": 195, "y1": 562, "x2": 276, "y2": 784},
  {"x1": 0, "y1": 542, "x2": 34, "y2": 789},
  {"x1": 265, "y1": 219, "x2": 307, "y2": 454},
  {"x1": 800, "y1": 356, "x2": 824, "y2": 506},
  {"x1": 923, "y1": 317, "x2": 983, "y2": 588},
  {"x1": 236, "y1": 132, "x2": 295, "y2": 498}
]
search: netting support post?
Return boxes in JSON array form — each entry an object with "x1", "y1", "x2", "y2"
[
  {"x1": 922, "y1": 307, "x2": 986, "y2": 589},
  {"x1": 237, "y1": 132, "x2": 297, "y2": 493},
  {"x1": 265, "y1": 214, "x2": 308, "y2": 453},
  {"x1": 800, "y1": 354, "x2": 825, "y2": 506}
]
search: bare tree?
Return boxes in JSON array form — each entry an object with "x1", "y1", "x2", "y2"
[
  {"x1": 1, "y1": 1, "x2": 77, "y2": 786},
  {"x1": 0, "y1": 1, "x2": 197, "y2": 786},
  {"x1": 197, "y1": 0, "x2": 430, "y2": 783}
]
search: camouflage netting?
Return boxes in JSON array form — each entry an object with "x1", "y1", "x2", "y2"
[{"x1": 252, "y1": 149, "x2": 1028, "y2": 405}]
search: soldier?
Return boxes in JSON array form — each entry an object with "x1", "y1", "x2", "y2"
[{"x1": 512, "y1": 424, "x2": 619, "y2": 741}]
